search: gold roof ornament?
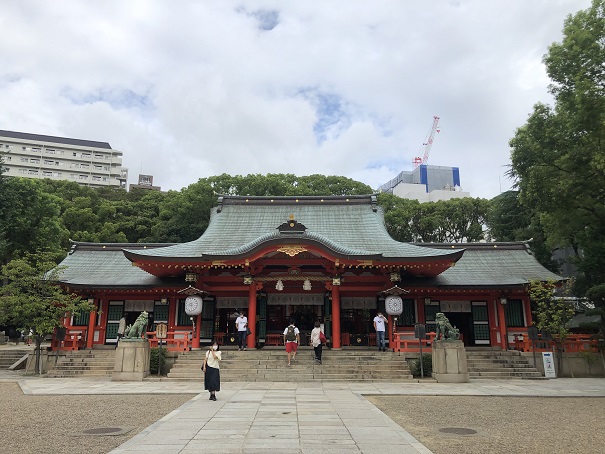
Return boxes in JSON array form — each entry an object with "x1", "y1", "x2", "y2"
[{"x1": 277, "y1": 246, "x2": 307, "y2": 257}]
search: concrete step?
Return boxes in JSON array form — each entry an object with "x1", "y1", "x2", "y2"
[
  {"x1": 466, "y1": 350, "x2": 543, "y2": 379},
  {"x1": 469, "y1": 371, "x2": 544, "y2": 379},
  {"x1": 45, "y1": 350, "x2": 116, "y2": 378},
  {"x1": 46, "y1": 371, "x2": 113, "y2": 377},
  {"x1": 166, "y1": 372, "x2": 414, "y2": 381},
  {"x1": 0, "y1": 350, "x2": 31, "y2": 368},
  {"x1": 167, "y1": 349, "x2": 413, "y2": 382},
  {"x1": 467, "y1": 367, "x2": 536, "y2": 373},
  {"x1": 467, "y1": 362, "x2": 535, "y2": 368}
]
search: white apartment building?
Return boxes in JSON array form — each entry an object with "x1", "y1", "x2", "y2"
[{"x1": 0, "y1": 130, "x2": 128, "y2": 189}]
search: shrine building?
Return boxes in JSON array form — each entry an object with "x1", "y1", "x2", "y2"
[{"x1": 53, "y1": 194, "x2": 562, "y2": 352}]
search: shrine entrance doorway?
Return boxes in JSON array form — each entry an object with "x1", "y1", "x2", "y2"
[{"x1": 265, "y1": 293, "x2": 325, "y2": 345}]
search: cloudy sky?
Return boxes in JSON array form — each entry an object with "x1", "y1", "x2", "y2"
[{"x1": 0, "y1": 0, "x2": 590, "y2": 199}]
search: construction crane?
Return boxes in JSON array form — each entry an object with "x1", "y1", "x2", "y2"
[{"x1": 413, "y1": 116, "x2": 441, "y2": 168}]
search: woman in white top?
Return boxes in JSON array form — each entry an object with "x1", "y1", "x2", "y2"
[
  {"x1": 310, "y1": 321, "x2": 324, "y2": 364},
  {"x1": 203, "y1": 341, "x2": 222, "y2": 401}
]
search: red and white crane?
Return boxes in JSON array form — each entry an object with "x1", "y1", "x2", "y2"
[{"x1": 413, "y1": 116, "x2": 441, "y2": 167}]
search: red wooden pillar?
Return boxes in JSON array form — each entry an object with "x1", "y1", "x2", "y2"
[
  {"x1": 86, "y1": 298, "x2": 96, "y2": 349},
  {"x1": 192, "y1": 313, "x2": 201, "y2": 349},
  {"x1": 497, "y1": 300, "x2": 508, "y2": 350},
  {"x1": 487, "y1": 299, "x2": 498, "y2": 347},
  {"x1": 417, "y1": 297, "x2": 425, "y2": 323},
  {"x1": 99, "y1": 298, "x2": 109, "y2": 344},
  {"x1": 247, "y1": 284, "x2": 257, "y2": 349},
  {"x1": 168, "y1": 297, "x2": 177, "y2": 331},
  {"x1": 523, "y1": 295, "x2": 533, "y2": 326},
  {"x1": 388, "y1": 314, "x2": 393, "y2": 349},
  {"x1": 331, "y1": 285, "x2": 341, "y2": 349}
]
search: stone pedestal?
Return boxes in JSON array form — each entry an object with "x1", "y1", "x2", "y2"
[
  {"x1": 112, "y1": 339, "x2": 150, "y2": 381},
  {"x1": 432, "y1": 340, "x2": 469, "y2": 383}
]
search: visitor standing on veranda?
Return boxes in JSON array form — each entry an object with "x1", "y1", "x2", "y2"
[
  {"x1": 235, "y1": 311, "x2": 248, "y2": 351},
  {"x1": 310, "y1": 321, "x2": 325, "y2": 364},
  {"x1": 373, "y1": 311, "x2": 388, "y2": 352}
]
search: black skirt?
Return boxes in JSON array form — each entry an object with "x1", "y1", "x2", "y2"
[{"x1": 204, "y1": 365, "x2": 220, "y2": 392}]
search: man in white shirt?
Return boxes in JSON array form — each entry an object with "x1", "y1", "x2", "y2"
[
  {"x1": 235, "y1": 311, "x2": 248, "y2": 351},
  {"x1": 373, "y1": 311, "x2": 388, "y2": 352}
]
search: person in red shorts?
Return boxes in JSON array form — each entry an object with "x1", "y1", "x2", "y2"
[{"x1": 282, "y1": 320, "x2": 300, "y2": 366}]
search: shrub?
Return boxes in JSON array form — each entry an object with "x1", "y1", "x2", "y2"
[
  {"x1": 410, "y1": 353, "x2": 432, "y2": 377},
  {"x1": 149, "y1": 347, "x2": 168, "y2": 375}
]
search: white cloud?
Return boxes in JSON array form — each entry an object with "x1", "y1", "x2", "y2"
[{"x1": 0, "y1": 0, "x2": 591, "y2": 198}]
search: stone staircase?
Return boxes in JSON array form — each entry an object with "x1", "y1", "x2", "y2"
[
  {"x1": 0, "y1": 349, "x2": 31, "y2": 369},
  {"x1": 165, "y1": 347, "x2": 414, "y2": 382},
  {"x1": 466, "y1": 348, "x2": 543, "y2": 379},
  {"x1": 46, "y1": 349, "x2": 115, "y2": 378}
]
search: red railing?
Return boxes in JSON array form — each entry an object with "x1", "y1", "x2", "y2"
[
  {"x1": 391, "y1": 331, "x2": 437, "y2": 352},
  {"x1": 514, "y1": 333, "x2": 598, "y2": 353},
  {"x1": 146, "y1": 331, "x2": 192, "y2": 352},
  {"x1": 51, "y1": 329, "x2": 87, "y2": 351}
]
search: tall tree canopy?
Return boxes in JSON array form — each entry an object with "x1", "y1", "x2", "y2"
[
  {"x1": 487, "y1": 191, "x2": 558, "y2": 272},
  {"x1": 509, "y1": 0, "x2": 605, "y2": 293},
  {"x1": 379, "y1": 193, "x2": 489, "y2": 243}
]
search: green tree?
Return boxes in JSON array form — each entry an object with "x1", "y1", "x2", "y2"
[
  {"x1": 529, "y1": 280, "x2": 576, "y2": 376},
  {"x1": 378, "y1": 193, "x2": 489, "y2": 243},
  {"x1": 584, "y1": 283, "x2": 605, "y2": 369},
  {"x1": 0, "y1": 252, "x2": 94, "y2": 373},
  {"x1": 0, "y1": 178, "x2": 68, "y2": 265},
  {"x1": 377, "y1": 194, "x2": 418, "y2": 242},
  {"x1": 487, "y1": 191, "x2": 558, "y2": 272},
  {"x1": 0, "y1": 149, "x2": 8, "y2": 259},
  {"x1": 509, "y1": 0, "x2": 605, "y2": 293}
]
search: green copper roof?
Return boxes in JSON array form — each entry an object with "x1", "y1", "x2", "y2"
[
  {"x1": 414, "y1": 243, "x2": 563, "y2": 287},
  {"x1": 57, "y1": 243, "x2": 170, "y2": 288},
  {"x1": 124, "y1": 195, "x2": 461, "y2": 261},
  {"x1": 56, "y1": 242, "x2": 562, "y2": 290}
]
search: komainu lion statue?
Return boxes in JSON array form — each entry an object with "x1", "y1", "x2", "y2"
[
  {"x1": 434, "y1": 312, "x2": 460, "y2": 341},
  {"x1": 124, "y1": 311, "x2": 149, "y2": 339}
]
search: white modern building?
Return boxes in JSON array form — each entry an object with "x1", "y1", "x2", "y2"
[
  {"x1": 0, "y1": 130, "x2": 128, "y2": 189},
  {"x1": 378, "y1": 164, "x2": 470, "y2": 202}
]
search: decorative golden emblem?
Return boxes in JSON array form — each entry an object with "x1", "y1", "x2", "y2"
[{"x1": 277, "y1": 246, "x2": 307, "y2": 257}]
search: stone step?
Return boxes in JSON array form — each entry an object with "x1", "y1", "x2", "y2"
[
  {"x1": 45, "y1": 351, "x2": 116, "y2": 378},
  {"x1": 55, "y1": 366, "x2": 115, "y2": 370},
  {"x1": 466, "y1": 361, "x2": 533, "y2": 368},
  {"x1": 46, "y1": 371, "x2": 113, "y2": 377},
  {"x1": 467, "y1": 358, "x2": 532, "y2": 364},
  {"x1": 466, "y1": 352, "x2": 523, "y2": 358},
  {"x1": 0, "y1": 351, "x2": 31, "y2": 368},
  {"x1": 465, "y1": 349, "x2": 542, "y2": 379},
  {"x1": 469, "y1": 371, "x2": 544, "y2": 379},
  {"x1": 59, "y1": 360, "x2": 115, "y2": 366},
  {"x1": 166, "y1": 372, "x2": 414, "y2": 381},
  {"x1": 468, "y1": 367, "x2": 540, "y2": 373},
  {"x1": 167, "y1": 349, "x2": 413, "y2": 382}
]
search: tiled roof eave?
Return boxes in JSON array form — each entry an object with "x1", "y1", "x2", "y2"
[{"x1": 123, "y1": 240, "x2": 465, "y2": 265}]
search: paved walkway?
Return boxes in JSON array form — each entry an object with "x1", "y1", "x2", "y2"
[{"x1": 3, "y1": 371, "x2": 605, "y2": 453}]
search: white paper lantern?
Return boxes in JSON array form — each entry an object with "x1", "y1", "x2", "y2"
[
  {"x1": 184, "y1": 295, "x2": 203, "y2": 315},
  {"x1": 384, "y1": 295, "x2": 403, "y2": 316}
]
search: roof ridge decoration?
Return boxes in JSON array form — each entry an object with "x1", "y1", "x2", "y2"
[
  {"x1": 177, "y1": 285, "x2": 209, "y2": 296},
  {"x1": 277, "y1": 214, "x2": 307, "y2": 234}
]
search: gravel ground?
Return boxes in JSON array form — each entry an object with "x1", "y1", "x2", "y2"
[
  {"x1": 366, "y1": 395, "x2": 605, "y2": 454},
  {"x1": 0, "y1": 383, "x2": 194, "y2": 454}
]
